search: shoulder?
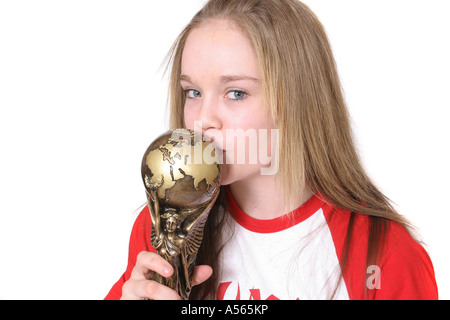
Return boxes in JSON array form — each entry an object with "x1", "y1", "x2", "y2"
[
  {"x1": 104, "y1": 205, "x2": 155, "y2": 300},
  {"x1": 374, "y1": 222, "x2": 438, "y2": 299},
  {"x1": 322, "y1": 204, "x2": 438, "y2": 299}
]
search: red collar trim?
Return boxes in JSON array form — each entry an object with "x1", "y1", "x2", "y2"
[{"x1": 225, "y1": 186, "x2": 326, "y2": 234}]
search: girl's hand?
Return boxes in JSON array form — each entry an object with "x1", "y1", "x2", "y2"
[{"x1": 120, "y1": 251, "x2": 213, "y2": 300}]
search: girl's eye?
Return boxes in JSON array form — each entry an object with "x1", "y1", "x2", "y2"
[
  {"x1": 226, "y1": 90, "x2": 247, "y2": 101},
  {"x1": 185, "y1": 89, "x2": 202, "y2": 99}
]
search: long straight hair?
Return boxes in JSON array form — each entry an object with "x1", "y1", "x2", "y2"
[{"x1": 164, "y1": 0, "x2": 412, "y2": 299}]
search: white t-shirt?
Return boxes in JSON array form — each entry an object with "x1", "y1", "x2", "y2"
[{"x1": 214, "y1": 187, "x2": 437, "y2": 300}]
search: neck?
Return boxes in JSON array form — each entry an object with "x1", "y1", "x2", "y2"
[{"x1": 229, "y1": 174, "x2": 313, "y2": 220}]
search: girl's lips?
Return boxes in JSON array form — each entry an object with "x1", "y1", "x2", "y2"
[
  {"x1": 212, "y1": 147, "x2": 225, "y2": 165},
  {"x1": 202, "y1": 128, "x2": 235, "y2": 165},
  {"x1": 203, "y1": 128, "x2": 227, "y2": 151}
]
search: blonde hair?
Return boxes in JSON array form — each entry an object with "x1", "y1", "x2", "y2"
[{"x1": 165, "y1": 0, "x2": 412, "y2": 299}]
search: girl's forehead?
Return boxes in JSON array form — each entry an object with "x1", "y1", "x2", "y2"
[{"x1": 181, "y1": 20, "x2": 260, "y2": 80}]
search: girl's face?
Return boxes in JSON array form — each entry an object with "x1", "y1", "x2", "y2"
[{"x1": 181, "y1": 19, "x2": 274, "y2": 185}]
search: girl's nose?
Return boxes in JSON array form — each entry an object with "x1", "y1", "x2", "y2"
[{"x1": 198, "y1": 95, "x2": 221, "y2": 132}]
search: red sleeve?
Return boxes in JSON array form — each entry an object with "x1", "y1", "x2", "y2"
[
  {"x1": 104, "y1": 205, "x2": 156, "y2": 300},
  {"x1": 324, "y1": 204, "x2": 438, "y2": 300},
  {"x1": 372, "y1": 223, "x2": 438, "y2": 299}
]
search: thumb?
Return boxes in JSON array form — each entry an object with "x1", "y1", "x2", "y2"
[{"x1": 191, "y1": 265, "x2": 213, "y2": 286}]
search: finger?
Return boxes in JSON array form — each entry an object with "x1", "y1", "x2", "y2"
[
  {"x1": 143, "y1": 280, "x2": 182, "y2": 300},
  {"x1": 120, "y1": 279, "x2": 142, "y2": 300},
  {"x1": 191, "y1": 265, "x2": 213, "y2": 286},
  {"x1": 123, "y1": 279, "x2": 182, "y2": 300},
  {"x1": 135, "y1": 280, "x2": 181, "y2": 300},
  {"x1": 131, "y1": 251, "x2": 173, "y2": 280}
]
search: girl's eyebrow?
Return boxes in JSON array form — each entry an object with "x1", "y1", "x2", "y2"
[
  {"x1": 220, "y1": 75, "x2": 260, "y2": 83},
  {"x1": 179, "y1": 74, "x2": 259, "y2": 83},
  {"x1": 179, "y1": 74, "x2": 192, "y2": 83}
]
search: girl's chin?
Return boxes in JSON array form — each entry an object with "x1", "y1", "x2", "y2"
[{"x1": 219, "y1": 164, "x2": 264, "y2": 187}]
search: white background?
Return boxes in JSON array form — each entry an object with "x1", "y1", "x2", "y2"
[{"x1": 0, "y1": 0, "x2": 448, "y2": 299}]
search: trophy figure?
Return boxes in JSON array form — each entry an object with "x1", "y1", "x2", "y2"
[{"x1": 141, "y1": 129, "x2": 221, "y2": 300}]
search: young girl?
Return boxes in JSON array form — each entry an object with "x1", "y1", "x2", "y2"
[{"x1": 106, "y1": 0, "x2": 438, "y2": 300}]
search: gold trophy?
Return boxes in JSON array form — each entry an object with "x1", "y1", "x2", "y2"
[{"x1": 141, "y1": 129, "x2": 221, "y2": 300}]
